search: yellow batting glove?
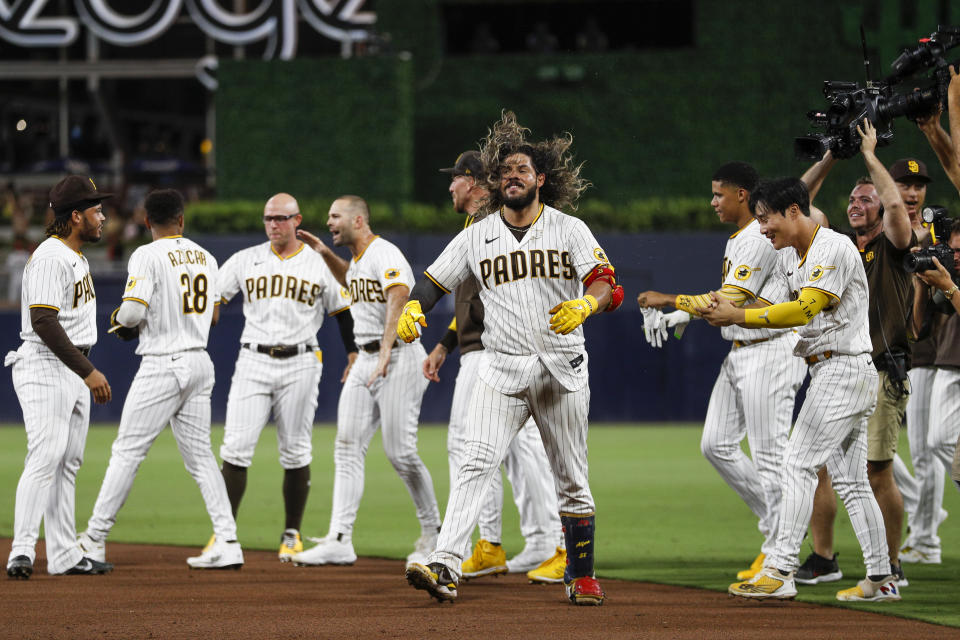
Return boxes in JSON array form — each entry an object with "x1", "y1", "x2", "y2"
[
  {"x1": 397, "y1": 300, "x2": 427, "y2": 343},
  {"x1": 548, "y1": 295, "x2": 597, "y2": 335}
]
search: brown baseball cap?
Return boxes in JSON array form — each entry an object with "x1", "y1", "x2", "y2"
[
  {"x1": 888, "y1": 158, "x2": 931, "y2": 183},
  {"x1": 439, "y1": 150, "x2": 483, "y2": 177},
  {"x1": 49, "y1": 175, "x2": 113, "y2": 215}
]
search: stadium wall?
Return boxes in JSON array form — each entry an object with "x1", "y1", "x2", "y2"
[{"x1": 0, "y1": 232, "x2": 735, "y2": 426}]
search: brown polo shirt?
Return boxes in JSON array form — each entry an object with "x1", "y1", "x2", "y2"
[{"x1": 856, "y1": 230, "x2": 918, "y2": 367}]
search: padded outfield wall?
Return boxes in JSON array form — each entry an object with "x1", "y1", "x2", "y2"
[{"x1": 0, "y1": 232, "x2": 734, "y2": 426}]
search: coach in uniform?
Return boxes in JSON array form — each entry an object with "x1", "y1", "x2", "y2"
[
  {"x1": 216, "y1": 193, "x2": 354, "y2": 561},
  {"x1": 424, "y1": 151, "x2": 561, "y2": 580},
  {"x1": 704, "y1": 175, "x2": 900, "y2": 603},
  {"x1": 796, "y1": 120, "x2": 915, "y2": 586},
  {"x1": 637, "y1": 162, "x2": 806, "y2": 582},
  {"x1": 5, "y1": 175, "x2": 113, "y2": 578},
  {"x1": 294, "y1": 195, "x2": 442, "y2": 568},
  {"x1": 79, "y1": 189, "x2": 242, "y2": 569},
  {"x1": 399, "y1": 112, "x2": 625, "y2": 605}
]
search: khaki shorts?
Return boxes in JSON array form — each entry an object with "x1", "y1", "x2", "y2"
[{"x1": 867, "y1": 370, "x2": 910, "y2": 462}]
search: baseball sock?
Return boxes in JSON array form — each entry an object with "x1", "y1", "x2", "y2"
[
  {"x1": 221, "y1": 461, "x2": 247, "y2": 518},
  {"x1": 560, "y1": 513, "x2": 595, "y2": 582},
  {"x1": 283, "y1": 465, "x2": 311, "y2": 531}
]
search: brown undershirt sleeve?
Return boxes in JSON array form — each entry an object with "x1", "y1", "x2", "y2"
[{"x1": 30, "y1": 307, "x2": 95, "y2": 379}]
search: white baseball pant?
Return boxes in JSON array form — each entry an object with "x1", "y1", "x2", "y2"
[
  {"x1": 450, "y1": 352, "x2": 560, "y2": 547},
  {"x1": 429, "y1": 359, "x2": 592, "y2": 575},
  {"x1": 7, "y1": 343, "x2": 89, "y2": 574},
  {"x1": 900, "y1": 366, "x2": 943, "y2": 549},
  {"x1": 327, "y1": 343, "x2": 441, "y2": 536},
  {"x1": 220, "y1": 348, "x2": 323, "y2": 469},
  {"x1": 928, "y1": 368, "x2": 960, "y2": 497},
  {"x1": 767, "y1": 354, "x2": 889, "y2": 576},
  {"x1": 701, "y1": 333, "x2": 805, "y2": 556},
  {"x1": 86, "y1": 351, "x2": 237, "y2": 542}
]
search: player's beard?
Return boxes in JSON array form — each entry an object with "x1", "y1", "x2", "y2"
[
  {"x1": 502, "y1": 184, "x2": 536, "y2": 210},
  {"x1": 79, "y1": 216, "x2": 102, "y2": 243}
]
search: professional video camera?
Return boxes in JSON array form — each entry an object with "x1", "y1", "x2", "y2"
[
  {"x1": 795, "y1": 25, "x2": 960, "y2": 161},
  {"x1": 903, "y1": 205, "x2": 956, "y2": 275}
]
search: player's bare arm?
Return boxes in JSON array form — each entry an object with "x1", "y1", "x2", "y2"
[
  {"x1": 858, "y1": 119, "x2": 913, "y2": 249},
  {"x1": 423, "y1": 344, "x2": 447, "y2": 382},
  {"x1": 800, "y1": 149, "x2": 837, "y2": 202},
  {"x1": 949, "y1": 64, "x2": 960, "y2": 189},
  {"x1": 297, "y1": 228, "x2": 350, "y2": 286},
  {"x1": 369, "y1": 283, "x2": 408, "y2": 385},
  {"x1": 917, "y1": 105, "x2": 960, "y2": 192},
  {"x1": 341, "y1": 351, "x2": 358, "y2": 383},
  {"x1": 916, "y1": 257, "x2": 960, "y2": 314}
]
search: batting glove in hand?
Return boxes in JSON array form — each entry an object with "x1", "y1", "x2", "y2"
[
  {"x1": 549, "y1": 295, "x2": 596, "y2": 335},
  {"x1": 641, "y1": 307, "x2": 668, "y2": 348},
  {"x1": 108, "y1": 306, "x2": 139, "y2": 342},
  {"x1": 397, "y1": 300, "x2": 427, "y2": 343},
  {"x1": 662, "y1": 310, "x2": 692, "y2": 339}
]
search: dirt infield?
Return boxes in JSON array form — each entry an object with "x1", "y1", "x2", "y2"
[{"x1": 0, "y1": 541, "x2": 958, "y2": 640}]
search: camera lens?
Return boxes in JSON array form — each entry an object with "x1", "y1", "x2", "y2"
[{"x1": 903, "y1": 252, "x2": 934, "y2": 273}]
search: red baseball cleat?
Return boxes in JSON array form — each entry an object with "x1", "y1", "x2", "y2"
[{"x1": 565, "y1": 575, "x2": 605, "y2": 606}]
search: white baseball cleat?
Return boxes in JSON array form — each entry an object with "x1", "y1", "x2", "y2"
[
  {"x1": 78, "y1": 531, "x2": 106, "y2": 563},
  {"x1": 186, "y1": 538, "x2": 243, "y2": 570},
  {"x1": 506, "y1": 541, "x2": 555, "y2": 573},
  {"x1": 836, "y1": 576, "x2": 901, "y2": 602},
  {"x1": 293, "y1": 534, "x2": 357, "y2": 566},
  {"x1": 728, "y1": 566, "x2": 798, "y2": 600}
]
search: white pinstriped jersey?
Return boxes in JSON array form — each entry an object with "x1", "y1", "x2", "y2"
[
  {"x1": 122, "y1": 236, "x2": 219, "y2": 356},
  {"x1": 424, "y1": 204, "x2": 609, "y2": 393},
  {"x1": 346, "y1": 236, "x2": 414, "y2": 345},
  {"x1": 720, "y1": 219, "x2": 792, "y2": 342},
  {"x1": 220, "y1": 242, "x2": 351, "y2": 346},
  {"x1": 778, "y1": 226, "x2": 871, "y2": 358},
  {"x1": 20, "y1": 236, "x2": 97, "y2": 347}
]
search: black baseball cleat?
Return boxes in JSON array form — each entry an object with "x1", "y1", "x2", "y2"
[
  {"x1": 6, "y1": 555, "x2": 33, "y2": 580},
  {"x1": 63, "y1": 557, "x2": 114, "y2": 575}
]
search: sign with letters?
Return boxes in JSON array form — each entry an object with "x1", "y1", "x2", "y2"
[{"x1": 0, "y1": 0, "x2": 375, "y2": 56}]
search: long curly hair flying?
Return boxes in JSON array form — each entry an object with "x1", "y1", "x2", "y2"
[{"x1": 477, "y1": 111, "x2": 591, "y2": 216}]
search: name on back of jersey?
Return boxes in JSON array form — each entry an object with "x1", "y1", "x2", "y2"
[
  {"x1": 479, "y1": 249, "x2": 574, "y2": 288},
  {"x1": 167, "y1": 248, "x2": 208, "y2": 267},
  {"x1": 72, "y1": 273, "x2": 95, "y2": 308},
  {"x1": 246, "y1": 274, "x2": 323, "y2": 306}
]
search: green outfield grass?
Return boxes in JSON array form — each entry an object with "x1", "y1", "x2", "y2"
[{"x1": 0, "y1": 423, "x2": 958, "y2": 626}]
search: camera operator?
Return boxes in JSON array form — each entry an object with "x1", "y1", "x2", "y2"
[
  {"x1": 911, "y1": 226, "x2": 960, "y2": 507},
  {"x1": 797, "y1": 118, "x2": 915, "y2": 586}
]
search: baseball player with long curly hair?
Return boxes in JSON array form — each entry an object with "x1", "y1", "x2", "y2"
[
  {"x1": 400, "y1": 112, "x2": 625, "y2": 605},
  {"x1": 6, "y1": 175, "x2": 113, "y2": 579}
]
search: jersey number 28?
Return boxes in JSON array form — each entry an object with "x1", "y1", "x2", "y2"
[{"x1": 181, "y1": 273, "x2": 208, "y2": 314}]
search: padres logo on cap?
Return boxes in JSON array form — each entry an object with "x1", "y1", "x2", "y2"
[
  {"x1": 734, "y1": 265, "x2": 755, "y2": 281},
  {"x1": 908, "y1": 161, "x2": 920, "y2": 174},
  {"x1": 89, "y1": 178, "x2": 97, "y2": 189},
  {"x1": 384, "y1": 268, "x2": 400, "y2": 279}
]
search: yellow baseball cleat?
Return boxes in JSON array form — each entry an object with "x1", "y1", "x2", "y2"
[
  {"x1": 278, "y1": 529, "x2": 303, "y2": 562},
  {"x1": 527, "y1": 547, "x2": 566, "y2": 584},
  {"x1": 736, "y1": 552, "x2": 766, "y2": 580},
  {"x1": 728, "y1": 567, "x2": 797, "y2": 600},
  {"x1": 461, "y1": 539, "x2": 507, "y2": 579}
]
